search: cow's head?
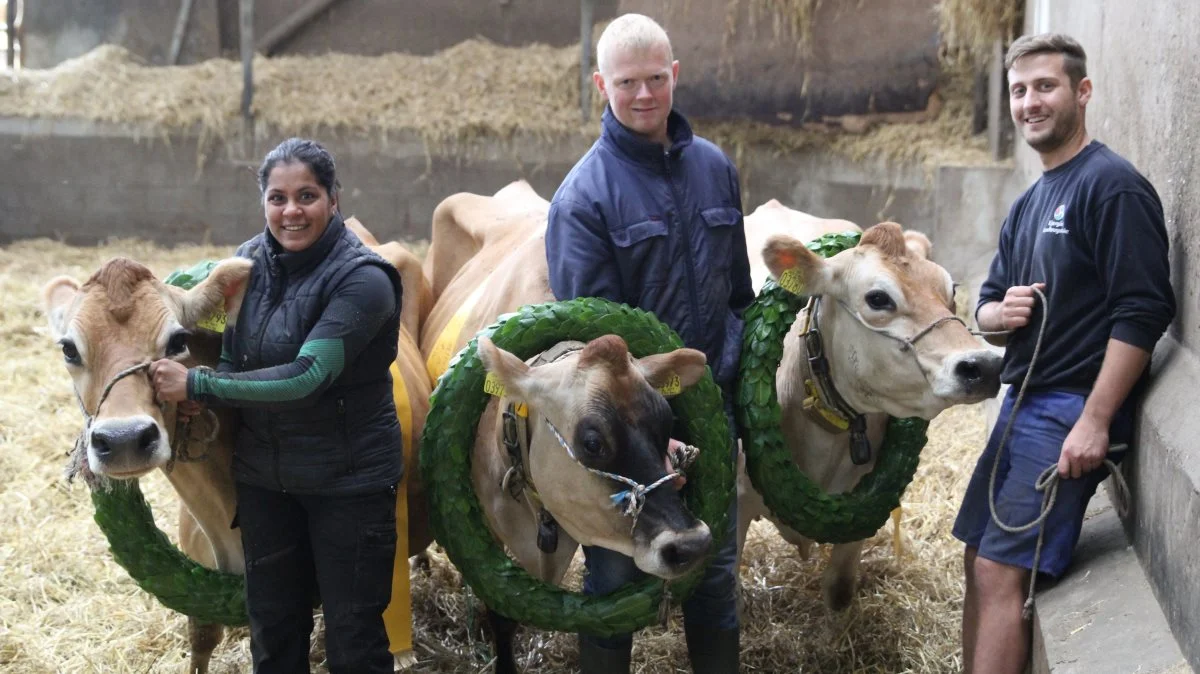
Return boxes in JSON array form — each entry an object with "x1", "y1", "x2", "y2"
[
  {"x1": 478, "y1": 334, "x2": 713, "y2": 579},
  {"x1": 42, "y1": 257, "x2": 251, "y2": 480},
  {"x1": 763, "y1": 222, "x2": 1002, "y2": 419}
]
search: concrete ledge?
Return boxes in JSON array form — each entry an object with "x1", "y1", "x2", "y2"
[
  {"x1": 1031, "y1": 486, "x2": 1190, "y2": 674},
  {"x1": 1123, "y1": 337, "x2": 1200, "y2": 668}
]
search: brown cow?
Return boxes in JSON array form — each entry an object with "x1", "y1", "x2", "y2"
[
  {"x1": 737, "y1": 201, "x2": 1002, "y2": 610},
  {"x1": 42, "y1": 227, "x2": 432, "y2": 672},
  {"x1": 421, "y1": 182, "x2": 715, "y2": 673}
]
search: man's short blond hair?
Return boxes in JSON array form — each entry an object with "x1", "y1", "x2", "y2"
[
  {"x1": 1005, "y1": 33, "x2": 1088, "y2": 89},
  {"x1": 596, "y1": 14, "x2": 674, "y2": 76}
]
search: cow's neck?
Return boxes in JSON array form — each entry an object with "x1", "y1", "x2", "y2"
[
  {"x1": 161, "y1": 346, "x2": 242, "y2": 571},
  {"x1": 778, "y1": 304, "x2": 888, "y2": 492}
]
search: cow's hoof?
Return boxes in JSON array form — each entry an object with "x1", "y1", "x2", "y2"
[{"x1": 822, "y1": 577, "x2": 856, "y2": 612}]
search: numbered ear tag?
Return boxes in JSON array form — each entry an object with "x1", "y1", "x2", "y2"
[
  {"x1": 657, "y1": 373, "x2": 681, "y2": 396},
  {"x1": 197, "y1": 310, "x2": 227, "y2": 333},
  {"x1": 778, "y1": 268, "x2": 804, "y2": 295},
  {"x1": 484, "y1": 372, "x2": 527, "y2": 417}
]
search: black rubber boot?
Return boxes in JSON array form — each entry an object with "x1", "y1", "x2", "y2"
[
  {"x1": 684, "y1": 625, "x2": 739, "y2": 674},
  {"x1": 577, "y1": 635, "x2": 633, "y2": 674}
]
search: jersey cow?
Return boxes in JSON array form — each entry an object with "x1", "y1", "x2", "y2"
[
  {"x1": 421, "y1": 181, "x2": 714, "y2": 674},
  {"x1": 42, "y1": 222, "x2": 432, "y2": 673},
  {"x1": 737, "y1": 201, "x2": 1002, "y2": 610}
]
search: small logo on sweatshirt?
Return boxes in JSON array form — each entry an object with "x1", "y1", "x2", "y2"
[{"x1": 1044, "y1": 204, "x2": 1069, "y2": 234}]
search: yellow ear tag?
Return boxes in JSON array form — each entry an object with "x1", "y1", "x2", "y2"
[
  {"x1": 484, "y1": 372, "x2": 528, "y2": 417},
  {"x1": 197, "y1": 310, "x2": 227, "y2": 333},
  {"x1": 778, "y1": 268, "x2": 804, "y2": 295},
  {"x1": 657, "y1": 373, "x2": 682, "y2": 396}
]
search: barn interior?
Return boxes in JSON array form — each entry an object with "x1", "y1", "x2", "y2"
[{"x1": 0, "y1": 1, "x2": 1196, "y2": 672}]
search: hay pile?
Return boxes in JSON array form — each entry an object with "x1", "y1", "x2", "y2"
[
  {"x1": 0, "y1": 40, "x2": 591, "y2": 151},
  {"x1": 0, "y1": 30, "x2": 996, "y2": 168},
  {"x1": 937, "y1": 0, "x2": 1024, "y2": 63},
  {"x1": 1, "y1": 237, "x2": 989, "y2": 672}
]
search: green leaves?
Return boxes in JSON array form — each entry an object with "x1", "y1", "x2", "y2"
[
  {"x1": 736, "y1": 232, "x2": 931, "y2": 543},
  {"x1": 419, "y1": 298, "x2": 734, "y2": 636},
  {"x1": 92, "y1": 481, "x2": 248, "y2": 625}
]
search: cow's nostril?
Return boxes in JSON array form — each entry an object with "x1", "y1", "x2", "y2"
[
  {"x1": 661, "y1": 542, "x2": 685, "y2": 568},
  {"x1": 955, "y1": 358, "x2": 983, "y2": 383},
  {"x1": 662, "y1": 529, "x2": 713, "y2": 569},
  {"x1": 137, "y1": 424, "x2": 161, "y2": 453},
  {"x1": 92, "y1": 432, "x2": 113, "y2": 457}
]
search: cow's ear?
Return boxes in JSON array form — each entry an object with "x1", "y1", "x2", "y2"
[
  {"x1": 904, "y1": 230, "x2": 932, "y2": 260},
  {"x1": 182, "y1": 258, "x2": 252, "y2": 329},
  {"x1": 762, "y1": 234, "x2": 831, "y2": 296},
  {"x1": 636, "y1": 348, "x2": 707, "y2": 398},
  {"x1": 42, "y1": 277, "x2": 81, "y2": 340},
  {"x1": 477, "y1": 336, "x2": 538, "y2": 400}
]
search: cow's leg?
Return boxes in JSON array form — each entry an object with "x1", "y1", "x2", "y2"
[
  {"x1": 486, "y1": 608, "x2": 520, "y2": 674},
  {"x1": 734, "y1": 448, "x2": 762, "y2": 568},
  {"x1": 822, "y1": 540, "x2": 865, "y2": 611},
  {"x1": 187, "y1": 619, "x2": 223, "y2": 674},
  {"x1": 179, "y1": 505, "x2": 224, "y2": 673}
]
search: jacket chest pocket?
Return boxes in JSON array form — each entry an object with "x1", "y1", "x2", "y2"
[
  {"x1": 610, "y1": 218, "x2": 671, "y2": 288},
  {"x1": 699, "y1": 207, "x2": 740, "y2": 272}
]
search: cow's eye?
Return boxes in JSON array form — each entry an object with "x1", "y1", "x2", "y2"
[
  {"x1": 166, "y1": 331, "x2": 191, "y2": 357},
  {"x1": 60, "y1": 340, "x2": 82, "y2": 365},
  {"x1": 865, "y1": 290, "x2": 896, "y2": 311},
  {"x1": 581, "y1": 430, "x2": 605, "y2": 457}
]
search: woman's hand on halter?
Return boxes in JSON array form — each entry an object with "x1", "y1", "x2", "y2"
[{"x1": 149, "y1": 359, "x2": 190, "y2": 404}]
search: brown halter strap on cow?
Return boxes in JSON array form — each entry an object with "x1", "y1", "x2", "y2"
[
  {"x1": 800, "y1": 294, "x2": 970, "y2": 465},
  {"x1": 982, "y1": 286, "x2": 1131, "y2": 621},
  {"x1": 66, "y1": 361, "x2": 218, "y2": 489}
]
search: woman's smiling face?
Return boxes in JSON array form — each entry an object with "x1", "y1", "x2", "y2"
[{"x1": 263, "y1": 161, "x2": 337, "y2": 253}]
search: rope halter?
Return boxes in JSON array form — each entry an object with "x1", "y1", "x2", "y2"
[{"x1": 542, "y1": 417, "x2": 691, "y2": 534}]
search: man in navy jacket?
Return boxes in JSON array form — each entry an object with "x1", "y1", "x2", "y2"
[{"x1": 545, "y1": 13, "x2": 753, "y2": 674}]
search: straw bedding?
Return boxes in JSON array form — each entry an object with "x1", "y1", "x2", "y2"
[{"x1": 0, "y1": 237, "x2": 989, "y2": 672}]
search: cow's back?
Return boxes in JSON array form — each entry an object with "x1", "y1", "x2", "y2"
[
  {"x1": 422, "y1": 180, "x2": 550, "y2": 302},
  {"x1": 420, "y1": 184, "x2": 554, "y2": 381},
  {"x1": 744, "y1": 199, "x2": 860, "y2": 291}
]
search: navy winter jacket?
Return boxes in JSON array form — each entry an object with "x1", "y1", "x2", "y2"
[{"x1": 546, "y1": 106, "x2": 755, "y2": 397}]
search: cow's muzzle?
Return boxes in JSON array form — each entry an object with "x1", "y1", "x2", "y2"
[
  {"x1": 939, "y1": 349, "x2": 1003, "y2": 400},
  {"x1": 636, "y1": 522, "x2": 713, "y2": 579},
  {"x1": 88, "y1": 415, "x2": 169, "y2": 476}
]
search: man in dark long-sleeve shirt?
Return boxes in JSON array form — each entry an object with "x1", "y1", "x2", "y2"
[
  {"x1": 545, "y1": 13, "x2": 751, "y2": 674},
  {"x1": 952, "y1": 34, "x2": 1176, "y2": 674}
]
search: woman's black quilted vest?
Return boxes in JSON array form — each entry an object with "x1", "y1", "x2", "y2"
[{"x1": 228, "y1": 216, "x2": 404, "y2": 495}]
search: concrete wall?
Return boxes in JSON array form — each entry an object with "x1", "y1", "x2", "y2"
[
  {"x1": 23, "y1": 0, "x2": 222, "y2": 67},
  {"x1": 1014, "y1": 0, "x2": 1200, "y2": 667},
  {"x1": 0, "y1": 117, "x2": 1015, "y2": 255},
  {"x1": 624, "y1": 0, "x2": 941, "y2": 125}
]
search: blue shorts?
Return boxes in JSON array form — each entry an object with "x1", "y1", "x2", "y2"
[{"x1": 952, "y1": 388, "x2": 1132, "y2": 578}]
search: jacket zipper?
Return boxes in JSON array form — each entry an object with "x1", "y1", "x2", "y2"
[
  {"x1": 663, "y1": 150, "x2": 703, "y2": 337},
  {"x1": 256, "y1": 253, "x2": 287, "y2": 491},
  {"x1": 337, "y1": 397, "x2": 352, "y2": 474}
]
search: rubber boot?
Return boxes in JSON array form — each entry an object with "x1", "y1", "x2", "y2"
[
  {"x1": 577, "y1": 635, "x2": 632, "y2": 674},
  {"x1": 684, "y1": 624, "x2": 739, "y2": 674}
]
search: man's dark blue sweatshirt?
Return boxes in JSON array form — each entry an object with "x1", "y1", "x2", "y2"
[{"x1": 978, "y1": 140, "x2": 1176, "y2": 392}]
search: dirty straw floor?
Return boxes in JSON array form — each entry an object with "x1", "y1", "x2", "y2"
[{"x1": 0, "y1": 239, "x2": 987, "y2": 673}]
